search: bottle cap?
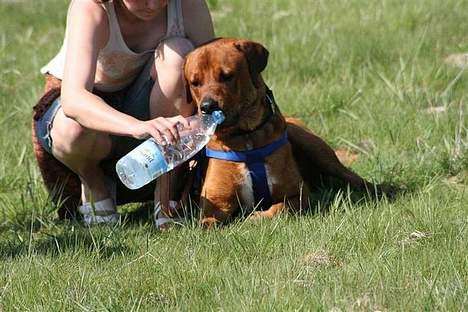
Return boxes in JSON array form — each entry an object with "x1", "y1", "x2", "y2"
[{"x1": 211, "y1": 110, "x2": 225, "y2": 125}]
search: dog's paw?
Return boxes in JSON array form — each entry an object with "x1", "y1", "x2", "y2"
[
  {"x1": 200, "y1": 217, "x2": 221, "y2": 228},
  {"x1": 248, "y1": 210, "x2": 274, "y2": 220},
  {"x1": 368, "y1": 182, "x2": 404, "y2": 201}
]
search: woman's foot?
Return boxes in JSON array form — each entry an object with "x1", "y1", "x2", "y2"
[
  {"x1": 153, "y1": 200, "x2": 184, "y2": 230},
  {"x1": 78, "y1": 198, "x2": 120, "y2": 225}
]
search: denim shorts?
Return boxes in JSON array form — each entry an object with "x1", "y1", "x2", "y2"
[{"x1": 35, "y1": 62, "x2": 155, "y2": 158}]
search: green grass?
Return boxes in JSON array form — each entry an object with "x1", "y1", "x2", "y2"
[{"x1": 1, "y1": 0, "x2": 467, "y2": 310}]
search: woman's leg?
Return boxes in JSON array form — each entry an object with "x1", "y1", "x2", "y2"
[
  {"x1": 50, "y1": 108, "x2": 113, "y2": 204},
  {"x1": 150, "y1": 37, "x2": 195, "y2": 226}
]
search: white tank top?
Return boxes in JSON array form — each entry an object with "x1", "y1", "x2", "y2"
[{"x1": 41, "y1": 0, "x2": 185, "y2": 92}]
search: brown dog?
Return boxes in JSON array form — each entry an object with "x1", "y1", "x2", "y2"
[{"x1": 184, "y1": 38, "x2": 381, "y2": 226}]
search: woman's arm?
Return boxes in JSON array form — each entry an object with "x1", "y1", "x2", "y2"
[
  {"x1": 61, "y1": 0, "x2": 137, "y2": 135},
  {"x1": 61, "y1": 0, "x2": 186, "y2": 142},
  {"x1": 183, "y1": 0, "x2": 215, "y2": 47}
]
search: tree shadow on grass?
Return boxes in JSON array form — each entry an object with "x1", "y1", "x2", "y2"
[
  {"x1": 0, "y1": 177, "x2": 408, "y2": 260},
  {"x1": 0, "y1": 222, "x2": 135, "y2": 260},
  {"x1": 0, "y1": 199, "x2": 185, "y2": 260},
  {"x1": 142, "y1": 177, "x2": 409, "y2": 226},
  {"x1": 305, "y1": 176, "x2": 408, "y2": 216},
  {"x1": 120, "y1": 201, "x2": 155, "y2": 225}
]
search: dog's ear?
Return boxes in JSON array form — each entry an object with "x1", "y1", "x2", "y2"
[
  {"x1": 234, "y1": 40, "x2": 269, "y2": 87},
  {"x1": 184, "y1": 78, "x2": 193, "y2": 104},
  {"x1": 184, "y1": 81, "x2": 197, "y2": 114},
  {"x1": 183, "y1": 59, "x2": 196, "y2": 112}
]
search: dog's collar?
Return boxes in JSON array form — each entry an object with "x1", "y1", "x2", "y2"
[{"x1": 230, "y1": 87, "x2": 277, "y2": 137}]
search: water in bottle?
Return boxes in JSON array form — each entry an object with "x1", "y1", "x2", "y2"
[{"x1": 116, "y1": 111, "x2": 225, "y2": 190}]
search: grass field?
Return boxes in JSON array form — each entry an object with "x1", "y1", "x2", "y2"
[{"x1": 0, "y1": 0, "x2": 467, "y2": 310}]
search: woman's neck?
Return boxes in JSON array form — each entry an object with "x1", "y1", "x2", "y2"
[
  {"x1": 114, "y1": 0, "x2": 163, "y2": 24},
  {"x1": 113, "y1": 0, "x2": 167, "y2": 52}
]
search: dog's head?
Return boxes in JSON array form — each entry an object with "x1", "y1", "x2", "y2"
[{"x1": 184, "y1": 38, "x2": 269, "y2": 133}]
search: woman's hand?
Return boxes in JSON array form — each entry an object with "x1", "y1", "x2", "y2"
[{"x1": 130, "y1": 116, "x2": 190, "y2": 144}]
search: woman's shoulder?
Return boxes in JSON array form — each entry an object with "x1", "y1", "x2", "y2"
[
  {"x1": 67, "y1": 0, "x2": 108, "y2": 27},
  {"x1": 66, "y1": 0, "x2": 109, "y2": 48}
]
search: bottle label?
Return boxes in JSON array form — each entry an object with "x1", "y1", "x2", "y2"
[{"x1": 133, "y1": 140, "x2": 169, "y2": 178}]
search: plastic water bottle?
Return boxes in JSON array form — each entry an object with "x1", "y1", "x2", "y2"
[{"x1": 116, "y1": 111, "x2": 225, "y2": 190}]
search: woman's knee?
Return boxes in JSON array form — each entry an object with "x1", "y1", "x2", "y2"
[
  {"x1": 150, "y1": 38, "x2": 195, "y2": 117},
  {"x1": 51, "y1": 109, "x2": 111, "y2": 159},
  {"x1": 153, "y1": 37, "x2": 195, "y2": 78}
]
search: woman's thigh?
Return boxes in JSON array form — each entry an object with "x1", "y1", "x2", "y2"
[{"x1": 50, "y1": 105, "x2": 112, "y2": 163}]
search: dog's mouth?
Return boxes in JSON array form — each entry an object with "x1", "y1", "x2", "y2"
[
  {"x1": 204, "y1": 101, "x2": 269, "y2": 137},
  {"x1": 217, "y1": 111, "x2": 239, "y2": 127},
  {"x1": 208, "y1": 109, "x2": 241, "y2": 134},
  {"x1": 197, "y1": 98, "x2": 249, "y2": 136}
]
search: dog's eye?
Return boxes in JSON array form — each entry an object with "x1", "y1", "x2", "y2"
[
  {"x1": 219, "y1": 72, "x2": 234, "y2": 82},
  {"x1": 190, "y1": 79, "x2": 201, "y2": 88}
]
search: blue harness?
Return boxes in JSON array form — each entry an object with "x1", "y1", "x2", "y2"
[
  {"x1": 205, "y1": 132, "x2": 288, "y2": 208},
  {"x1": 194, "y1": 88, "x2": 287, "y2": 209}
]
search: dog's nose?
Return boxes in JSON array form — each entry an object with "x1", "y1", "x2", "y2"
[{"x1": 200, "y1": 98, "x2": 220, "y2": 114}]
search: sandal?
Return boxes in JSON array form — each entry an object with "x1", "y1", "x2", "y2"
[
  {"x1": 153, "y1": 200, "x2": 184, "y2": 229},
  {"x1": 78, "y1": 198, "x2": 120, "y2": 225}
]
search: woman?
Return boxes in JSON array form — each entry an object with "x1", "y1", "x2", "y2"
[{"x1": 32, "y1": 0, "x2": 215, "y2": 225}]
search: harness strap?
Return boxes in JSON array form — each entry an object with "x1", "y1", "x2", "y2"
[
  {"x1": 205, "y1": 132, "x2": 288, "y2": 161},
  {"x1": 205, "y1": 132, "x2": 288, "y2": 208},
  {"x1": 247, "y1": 160, "x2": 271, "y2": 208}
]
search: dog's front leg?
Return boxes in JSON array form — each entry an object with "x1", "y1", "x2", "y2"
[
  {"x1": 249, "y1": 188, "x2": 309, "y2": 220},
  {"x1": 200, "y1": 198, "x2": 235, "y2": 227},
  {"x1": 199, "y1": 161, "x2": 245, "y2": 227}
]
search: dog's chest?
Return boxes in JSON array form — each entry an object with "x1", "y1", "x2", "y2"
[{"x1": 237, "y1": 162, "x2": 277, "y2": 209}]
